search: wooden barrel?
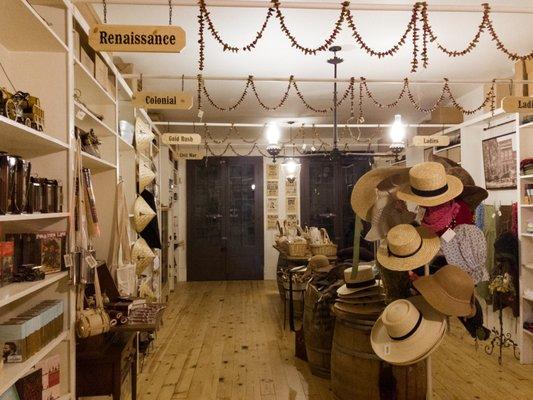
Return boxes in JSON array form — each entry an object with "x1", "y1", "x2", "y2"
[
  {"x1": 331, "y1": 315, "x2": 427, "y2": 400},
  {"x1": 303, "y1": 284, "x2": 335, "y2": 378}
]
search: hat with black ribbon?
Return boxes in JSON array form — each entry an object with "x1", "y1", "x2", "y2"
[{"x1": 397, "y1": 161, "x2": 463, "y2": 207}]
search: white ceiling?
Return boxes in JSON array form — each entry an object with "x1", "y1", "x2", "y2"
[{"x1": 91, "y1": 0, "x2": 533, "y2": 139}]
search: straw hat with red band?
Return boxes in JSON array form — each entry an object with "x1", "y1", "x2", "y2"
[
  {"x1": 371, "y1": 296, "x2": 447, "y2": 365},
  {"x1": 397, "y1": 162, "x2": 463, "y2": 207},
  {"x1": 377, "y1": 224, "x2": 440, "y2": 271}
]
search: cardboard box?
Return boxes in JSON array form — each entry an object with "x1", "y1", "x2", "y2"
[
  {"x1": 94, "y1": 55, "x2": 109, "y2": 91},
  {"x1": 80, "y1": 47, "x2": 94, "y2": 75},
  {"x1": 430, "y1": 107, "x2": 464, "y2": 124},
  {"x1": 484, "y1": 82, "x2": 511, "y2": 112}
]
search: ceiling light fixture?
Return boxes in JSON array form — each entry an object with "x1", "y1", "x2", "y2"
[
  {"x1": 265, "y1": 122, "x2": 281, "y2": 162},
  {"x1": 389, "y1": 114, "x2": 406, "y2": 161},
  {"x1": 282, "y1": 157, "x2": 301, "y2": 183}
]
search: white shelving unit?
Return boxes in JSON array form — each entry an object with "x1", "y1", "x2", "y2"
[
  {"x1": 0, "y1": 1, "x2": 75, "y2": 398},
  {"x1": 517, "y1": 117, "x2": 533, "y2": 364}
]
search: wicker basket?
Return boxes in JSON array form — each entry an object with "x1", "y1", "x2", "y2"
[
  {"x1": 310, "y1": 228, "x2": 337, "y2": 257},
  {"x1": 288, "y1": 241, "x2": 309, "y2": 257}
]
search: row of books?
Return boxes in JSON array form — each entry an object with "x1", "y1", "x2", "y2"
[{"x1": 0, "y1": 300, "x2": 64, "y2": 363}]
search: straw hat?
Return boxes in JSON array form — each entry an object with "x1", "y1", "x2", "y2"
[
  {"x1": 337, "y1": 286, "x2": 383, "y2": 299},
  {"x1": 138, "y1": 162, "x2": 156, "y2": 192},
  {"x1": 337, "y1": 263, "x2": 379, "y2": 296},
  {"x1": 131, "y1": 238, "x2": 156, "y2": 275},
  {"x1": 365, "y1": 190, "x2": 416, "y2": 241},
  {"x1": 351, "y1": 167, "x2": 410, "y2": 222},
  {"x1": 371, "y1": 296, "x2": 447, "y2": 365},
  {"x1": 397, "y1": 162, "x2": 463, "y2": 207},
  {"x1": 308, "y1": 255, "x2": 332, "y2": 273},
  {"x1": 413, "y1": 264, "x2": 475, "y2": 317},
  {"x1": 336, "y1": 294, "x2": 386, "y2": 305},
  {"x1": 135, "y1": 130, "x2": 155, "y2": 152},
  {"x1": 393, "y1": 323, "x2": 447, "y2": 366},
  {"x1": 335, "y1": 301, "x2": 384, "y2": 315},
  {"x1": 133, "y1": 196, "x2": 156, "y2": 232},
  {"x1": 377, "y1": 224, "x2": 440, "y2": 271},
  {"x1": 429, "y1": 153, "x2": 488, "y2": 210}
]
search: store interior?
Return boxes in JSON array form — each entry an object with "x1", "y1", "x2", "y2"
[{"x1": 0, "y1": 0, "x2": 533, "y2": 399}]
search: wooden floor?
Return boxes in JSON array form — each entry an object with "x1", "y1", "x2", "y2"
[{"x1": 138, "y1": 281, "x2": 533, "y2": 400}]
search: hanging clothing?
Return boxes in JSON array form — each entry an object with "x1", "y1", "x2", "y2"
[
  {"x1": 475, "y1": 203, "x2": 485, "y2": 231},
  {"x1": 422, "y1": 199, "x2": 473, "y2": 236},
  {"x1": 483, "y1": 204, "x2": 497, "y2": 277}
]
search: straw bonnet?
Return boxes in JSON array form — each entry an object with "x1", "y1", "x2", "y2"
[
  {"x1": 351, "y1": 167, "x2": 410, "y2": 222},
  {"x1": 308, "y1": 255, "x2": 333, "y2": 273},
  {"x1": 337, "y1": 263, "x2": 378, "y2": 296},
  {"x1": 135, "y1": 129, "x2": 155, "y2": 152},
  {"x1": 397, "y1": 162, "x2": 463, "y2": 207},
  {"x1": 429, "y1": 153, "x2": 488, "y2": 210},
  {"x1": 131, "y1": 237, "x2": 156, "y2": 275},
  {"x1": 440, "y1": 224, "x2": 489, "y2": 284},
  {"x1": 138, "y1": 162, "x2": 156, "y2": 192},
  {"x1": 413, "y1": 264, "x2": 476, "y2": 317},
  {"x1": 365, "y1": 190, "x2": 416, "y2": 241},
  {"x1": 133, "y1": 196, "x2": 156, "y2": 233},
  {"x1": 371, "y1": 296, "x2": 447, "y2": 365},
  {"x1": 377, "y1": 224, "x2": 440, "y2": 271}
]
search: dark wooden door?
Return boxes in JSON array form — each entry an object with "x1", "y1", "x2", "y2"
[
  {"x1": 300, "y1": 156, "x2": 371, "y2": 249},
  {"x1": 186, "y1": 157, "x2": 264, "y2": 281}
]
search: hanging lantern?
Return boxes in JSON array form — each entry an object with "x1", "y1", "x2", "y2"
[{"x1": 282, "y1": 157, "x2": 301, "y2": 183}]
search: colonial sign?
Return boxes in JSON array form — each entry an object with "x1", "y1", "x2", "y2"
[
  {"x1": 133, "y1": 91, "x2": 193, "y2": 110},
  {"x1": 412, "y1": 135, "x2": 450, "y2": 147},
  {"x1": 89, "y1": 25, "x2": 186, "y2": 53},
  {"x1": 173, "y1": 150, "x2": 204, "y2": 160},
  {"x1": 501, "y1": 96, "x2": 533, "y2": 113},
  {"x1": 162, "y1": 133, "x2": 202, "y2": 145}
]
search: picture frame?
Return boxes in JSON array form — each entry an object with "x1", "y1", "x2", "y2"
[{"x1": 482, "y1": 133, "x2": 517, "y2": 190}]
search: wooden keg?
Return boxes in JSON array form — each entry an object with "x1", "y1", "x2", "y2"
[
  {"x1": 331, "y1": 314, "x2": 427, "y2": 400},
  {"x1": 303, "y1": 284, "x2": 335, "y2": 378}
]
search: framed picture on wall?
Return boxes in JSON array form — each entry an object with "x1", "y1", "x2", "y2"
[{"x1": 482, "y1": 133, "x2": 517, "y2": 190}]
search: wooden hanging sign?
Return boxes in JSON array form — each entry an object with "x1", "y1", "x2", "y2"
[
  {"x1": 173, "y1": 150, "x2": 204, "y2": 160},
  {"x1": 162, "y1": 133, "x2": 202, "y2": 145},
  {"x1": 89, "y1": 24, "x2": 186, "y2": 53},
  {"x1": 501, "y1": 96, "x2": 533, "y2": 113},
  {"x1": 412, "y1": 135, "x2": 450, "y2": 147},
  {"x1": 133, "y1": 91, "x2": 193, "y2": 109}
]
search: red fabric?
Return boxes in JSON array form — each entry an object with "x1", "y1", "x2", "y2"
[
  {"x1": 511, "y1": 202, "x2": 518, "y2": 236},
  {"x1": 422, "y1": 200, "x2": 474, "y2": 236}
]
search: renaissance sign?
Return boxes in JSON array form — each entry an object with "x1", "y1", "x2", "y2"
[
  {"x1": 412, "y1": 135, "x2": 450, "y2": 147},
  {"x1": 89, "y1": 25, "x2": 186, "y2": 53},
  {"x1": 162, "y1": 133, "x2": 202, "y2": 145},
  {"x1": 132, "y1": 91, "x2": 193, "y2": 109},
  {"x1": 501, "y1": 96, "x2": 533, "y2": 113}
]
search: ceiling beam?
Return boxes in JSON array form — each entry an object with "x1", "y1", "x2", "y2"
[
  {"x1": 72, "y1": 1, "x2": 533, "y2": 14},
  {"x1": 153, "y1": 122, "x2": 455, "y2": 128}
]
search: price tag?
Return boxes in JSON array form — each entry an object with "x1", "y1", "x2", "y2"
[
  {"x1": 85, "y1": 255, "x2": 98, "y2": 269},
  {"x1": 441, "y1": 228, "x2": 456, "y2": 243},
  {"x1": 75, "y1": 110, "x2": 86, "y2": 120},
  {"x1": 63, "y1": 254, "x2": 74, "y2": 269},
  {"x1": 197, "y1": 109, "x2": 204, "y2": 119},
  {"x1": 384, "y1": 344, "x2": 391, "y2": 356}
]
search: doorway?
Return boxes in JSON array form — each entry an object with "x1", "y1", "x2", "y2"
[
  {"x1": 300, "y1": 156, "x2": 372, "y2": 250},
  {"x1": 186, "y1": 157, "x2": 264, "y2": 281}
]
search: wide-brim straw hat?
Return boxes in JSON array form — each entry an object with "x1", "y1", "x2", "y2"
[
  {"x1": 371, "y1": 296, "x2": 447, "y2": 365},
  {"x1": 351, "y1": 167, "x2": 410, "y2": 222},
  {"x1": 336, "y1": 294, "x2": 386, "y2": 305},
  {"x1": 413, "y1": 264, "x2": 476, "y2": 317},
  {"x1": 139, "y1": 162, "x2": 156, "y2": 192},
  {"x1": 365, "y1": 190, "x2": 416, "y2": 241},
  {"x1": 377, "y1": 224, "x2": 440, "y2": 271},
  {"x1": 397, "y1": 162, "x2": 463, "y2": 207},
  {"x1": 334, "y1": 301, "x2": 385, "y2": 316},
  {"x1": 337, "y1": 286, "x2": 383, "y2": 299},
  {"x1": 133, "y1": 196, "x2": 156, "y2": 232},
  {"x1": 131, "y1": 238, "x2": 155, "y2": 275},
  {"x1": 392, "y1": 322, "x2": 447, "y2": 366},
  {"x1": 337, "y1": 263, "x2": 379, "y2": 296},
  {"x1": 429, "y1": 153, "x2": 487, "y2": 210}
]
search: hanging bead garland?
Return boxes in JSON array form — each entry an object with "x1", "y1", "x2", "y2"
[{"x1": 196, "y1": 1, "x2": 533, "y2": 72}]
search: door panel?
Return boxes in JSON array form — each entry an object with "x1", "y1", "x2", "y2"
[
  {"x1": 301, "y1": 156, "x2": 371, "y2": 250},
  {"x1": 187, "y1": 157, "x2": 263, "y2": 281}
]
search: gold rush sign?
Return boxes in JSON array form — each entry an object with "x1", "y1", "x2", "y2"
[
  {"x1": 89, "y1": 25, "x2": 186, "y2": 53},
  {"x1": 133, "y1": 91, "x2": 193, "y2": 109}
]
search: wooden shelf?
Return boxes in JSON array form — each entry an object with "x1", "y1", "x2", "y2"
[
  {"x1": 119, "y1": 135, "x2": 135, "y2": 152},
  {"x1": 524, "y1": 329, "x2": 533, "y2": 338},
  {"x1": 81, "y1": 151, "x2": 116, "y2": 173},
  {"x1": 0, "y1": 331, "x2": 69, "y2": 395},
  {"x1": 520, "y1": 120, "x2": 533, "y2": 129},
  {"x1": 433, "y1": 143, "x2": 461, "y2": 154},
  {"x1": 523, "y1": 293, "x2": 533, "y2": 302},
  {"x1": 74, "y1": 101, "x2": 116, "y2": 138},
  {"x1": 523, "y1": 264, "x2": 533, "y2": 271},
  {"x1": 520, "y1": 174, "x2": 533, "y2": 180},
  {"x1": 0, "y1": 0, "x2": 68, "y2": 52},
  {"x1": 521, "y1": 233, "x2": 533, "y2": 238},
  {"x1": 521, "y1": 205, "x2": 533, "y2": 208},
  {"x1": 0, "y1": 271, "x2": 68, "y2": 309},
  {"x1": 0, "y1": 212, "x2": 69, "y2": 223},
  {"x1": 74, "y1": 58, "x2": 116, "y2": 106},
  {"x1": 0, "y1": 116, "x2": 68, "y2": 158}
]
